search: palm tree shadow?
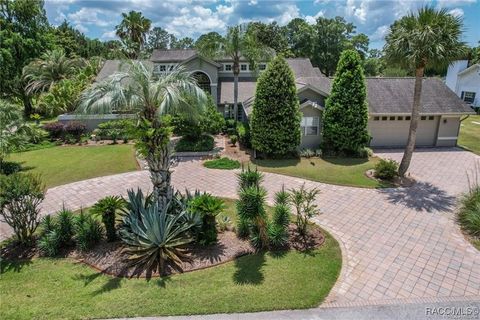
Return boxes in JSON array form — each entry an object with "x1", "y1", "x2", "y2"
[
  {"x1": 73, "y1": 272, "x2": 123, "y2": 296},
  {"x1": 379, "y1": 182, "x2": 456, "y2": 212},
  {"x1": 233, "y1": 252, "x2": 266, "y2": 285}
]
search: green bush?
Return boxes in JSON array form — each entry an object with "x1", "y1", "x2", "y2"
[
  {"x1": 236, "y1": 122, "x2": 251, "y2": 147},
  {"x1": 189, "y1": 194, "x2": 225, "y2": 245},
  {"x1": 250, "y1": 55, "x2": 301, "y2": 156},
  {"x1": 171, "y1": 114, "x2": 202, "y2": 139},
  {"x1": 0, "y1": 173, "x2": 45, "y2": 244},
  {"x1": 269, "y1": 187, "x2": 291, "y2": 248},
  {"x1": 229, "y1": 135, "x2": 238, "y2": 146},
  {"x1": 175, "y1": 134, "x2": 214, "y2": 152},
  {"x1": 74, "y1": 212, "x2": 103, "y2": 251},
  {"x1": 56, "y1": 209, "x2": 76, "y2": 246},
  {"x1": 322, "y1": 50, "x2": 370, "y2": 154},
  {"x1": 91, "y1": 196, "x2": 125, "y2": 242},
  {"x1": 95, "y1": 119, "x2": 135, "y2": 142},
  {"x1": 374, "y1": 159, "x2": 398, "y2": 180},
  {"x1": 458, "y1": 186, "x2": 480, "y2": 239},
  {"x1": 64, "y1": 121, "x2": 86, "y2": 142},
  {"x1": 201, "y1": 96, "x2": 225, "y2": 135},
  {"x1": 0, "y1": 161, "x2": 22, "y2": 175},
  {"x1": 236, "y1": 165, "x2": 263, "y2": 190},
  {"x1": 300, "y1": 149, "x2": 315, "y2": 158},
  {"x1": 236, "y1": 166, "x2": 269, "y2": 248},
  {"x1": 38, "y1": 230, "x2": 61, "y2": 257},
  {"x1": 290, "y1": 185, "x2": 320, "y2": 238},
  {"x1": 203, "y1": 157, "x2": 240, "y2": 170}
]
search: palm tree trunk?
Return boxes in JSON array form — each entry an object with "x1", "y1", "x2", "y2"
[
  {"x1": 398, "y1": 66, "x2": 425, "y2": 177},
  {"x1": 146, "y1": 141, "x2": 173, "y2": 210},
  {"x1": 233, "y1": 61, "x2": 240, "y2": 121}
]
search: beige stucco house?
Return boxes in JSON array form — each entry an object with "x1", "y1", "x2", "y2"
[{"x1": 82, "y1": 49, "x2": 474, "y2": 149}]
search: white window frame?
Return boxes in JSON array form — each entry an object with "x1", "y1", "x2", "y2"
[
  {"x1": 461, "y1": 91, "x2": 476, "y2": 104},
  {"x1": 301, "y1": 116, "x2": 319, "y2": 136},
  {"x1": 259, "y1": 63, "x2": 266, "y2": 70},
  {"x1": 223, "y1": 63, "x2": 232, "y2": 71},
  {"x1": 240, "y1": 64, "x2": 248, "y2": 72}
]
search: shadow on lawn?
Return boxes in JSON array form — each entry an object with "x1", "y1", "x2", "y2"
[
  {"x1": 379, "y1": 182, "x2": 456, "y2": 212},
  {"x1": 251, "y1": 158, "x2": 300, "y2": 168},
  {"x1": 0, "y1": 241, "x2": 35, "y2": 273},
  {"x1": 233, "y1": 252, "x2": 266, "y2": 285},
  {"x1": 74, "y1": 272, "x2": 123, "y2": 296}
]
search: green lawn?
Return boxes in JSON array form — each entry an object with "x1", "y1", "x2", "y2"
[
  {"x1": 458, "y1": 115, "x2": 480, "y2": 155},
  {"x1": 1, "y1": 200, "x2": 341, "y2": 319},
  {"x1": 252, "y1": 156, "x2": 385, "y2": 188},
  {"x1": 9, "y1": 144, "x2": 138, "y2": 188}
]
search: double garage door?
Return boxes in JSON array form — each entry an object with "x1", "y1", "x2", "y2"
[{"x1": 368, "y1": 116, "x2": 438, "y2": 147}]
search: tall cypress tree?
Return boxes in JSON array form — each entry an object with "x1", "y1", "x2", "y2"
[
  {"x1": 322, "y1": 50, "x2": 370, "y2": 154},
  {"x1": 250, "y1": 56, "x2": 301, "y2": 156}
]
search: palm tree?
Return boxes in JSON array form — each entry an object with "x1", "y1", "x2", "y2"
[
  {"x1": 384, "y1": 6, "x2": 466, "y2": 177},
  {"x1": 77, "y1": 61, "x2": 205, "y2": 209},
  {"x1": 22, "y1": 49, "x2": 85, "y2": 95},
  {"x1": 197, "y1": 24, "x2": 272, "y2": 121},
  {"x1": 115, "y1": 11, "x2": 151, "y2": 59}
]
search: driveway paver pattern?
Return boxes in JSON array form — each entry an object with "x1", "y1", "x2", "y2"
[{"x1": 1, "y1": 148, "x2": 479, "y2": 307}]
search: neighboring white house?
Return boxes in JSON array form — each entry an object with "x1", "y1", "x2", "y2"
[{"x1": 445, "y1": 60, "x2": 480, "y2": 107}]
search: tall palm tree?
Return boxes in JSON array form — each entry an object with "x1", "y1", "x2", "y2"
[
  {"x1": 22, "y1": 49, "x2": 85, "y2": 95},
  {"x1": 197, "y1": 24, "x2": 272, "y2": 121},
  {"x1": 77, "y1": 61, "x2": 205, "y2": 209},
  {"x1": 384, "y1": 6, "x2": 466, "y2": 177},
  {"x1": 115, "y1": 11, "x2": 151, "y2": 59}
]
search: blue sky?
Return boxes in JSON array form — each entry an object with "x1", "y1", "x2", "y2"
[{"x1": 44, "y1": 0, "x2": 480, "y2": 49}]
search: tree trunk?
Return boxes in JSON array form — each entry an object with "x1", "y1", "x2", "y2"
[
  {"x1": 398, "y1": 66, "x2": 425, "y2": 177},
  {"x1": 146, "y1": 141, "x2": 173, "y2": 210},
  {"x1": 21, "y1": 92, "x2": 33, "y2": 118},
  {"x1": 233, "y1": 60, "x2": 239, "y2": 121}
]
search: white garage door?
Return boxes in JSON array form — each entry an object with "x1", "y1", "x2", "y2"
[{"x1": 369, "y1": 116, "x2": 438, "y2": 147}]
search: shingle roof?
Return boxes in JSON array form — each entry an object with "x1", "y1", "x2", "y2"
[
  {"x1": 366, "y1": 77, "x2": 473, "y2": 114},
  {"x1": 95, "y1": 60, "x2": 153, "y2": 82},
  {"x1": 150, "y1": 49, "x2": 197, "y2": 62},
  {"x1": 286, "y1": 58, "x2": 320, "y2": 78},
  {"x1": 295, "y1": 77, "x2": 331, "y2": 95},
  {"x1": 219, "y1": 80, "x2": 257, "y2": 104}
]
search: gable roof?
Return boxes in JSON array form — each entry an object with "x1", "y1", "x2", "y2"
[
  {"x1": 457, "y1": 63, "x2": 480, "y2": 76},
  {"x1": 150, "y1": 49, "x2": 197, "y2": 62},
  {"x1": 219, "y1": 80, "x2": 257, "y2": 104},
  {"x1": 366, "y1": 77, "x2": 473, "y2": 114},
  {"x1": 95, "y1": 60, "x2": 153, "y2": 82}
]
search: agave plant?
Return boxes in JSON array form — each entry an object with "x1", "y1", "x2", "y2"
[{"x1": 119, "y1": 190, "x2": 195, "y2": 276}]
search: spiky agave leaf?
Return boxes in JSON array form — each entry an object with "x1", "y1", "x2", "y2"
[{"x1": 119, "y1": 198, "x2": 195, "y2": 276}]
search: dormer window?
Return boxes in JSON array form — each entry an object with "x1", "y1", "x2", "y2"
[
  {"x1": 259, "y1": 64, "x2": 266, "y2": 70},
  {"x1": 159, "y1": 65, "x2": 166, "y2": 72},
  {"x1": 240, "y1": 64, "x2": 247, "y2": 71},
  {"x1": 224, "y1": 64, "x2": 232, "y2": 71}
]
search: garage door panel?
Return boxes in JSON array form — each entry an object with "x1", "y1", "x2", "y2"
[{"x1": 368, "y1": 117, "x2": 437, "y2": 147}]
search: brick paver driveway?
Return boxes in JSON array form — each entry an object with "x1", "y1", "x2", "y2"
[{"x1": 1, "y1": 148, "x2": 479, "y2": 307}]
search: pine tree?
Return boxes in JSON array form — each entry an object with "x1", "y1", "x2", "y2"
[
  {"x1": 250, "y1": 56, "x2": 301, "y2": 156},
  {"x1": 322, "y1": 50, "x2": 370, "y2": 154}
]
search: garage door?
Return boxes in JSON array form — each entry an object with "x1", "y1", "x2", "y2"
[{"x1": 368, "y1": 116, "x2": 438, "y2": 147}]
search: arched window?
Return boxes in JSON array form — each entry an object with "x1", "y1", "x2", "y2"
[{"x1": 193, "y1": 71, "x2": 211, "y2": 95}]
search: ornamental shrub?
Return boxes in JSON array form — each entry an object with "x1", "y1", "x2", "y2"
[
  {"x1": 322, "y1": 50, "x2": 370, "y2": 154},
  {"x1": 189, "y1": 194, "x2": 225, "y2": 245},
  {"x1": 64, "y1": 121, "x2": 86, "y2": 142},
  {"x1": 91, "y1": 196, "x2": 125, "y2": 242},
  {"x1": 250, "y1": 55, "x2": 301, "y2": 156},
  {"x1": 236, "y1": 122, "x2": 251, "y2": 147},
  {"x1": 43, "y1": 121, "x2": 65, "y2": 139},
  {"x1": 457, "y1": 186, "x2": 480, "y2": 239},
  {"x1": 201, "y1": 95, "x2": 225, "y2": 135},
  {"x1": 174, "y1": 134, "x2": 214, "y2": 152},
  {"x1": 0, "y1": 173, "x2": 45, "y2": 244},
  {"x1": 374, "y1": 159, "x2": 398, "y2": 180}
]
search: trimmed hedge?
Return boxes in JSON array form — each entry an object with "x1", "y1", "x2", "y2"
[
  {"x1": 203, "y1": 157, "x2": 240, "y2": 170},
  {"x1": 175, "y1": 135, "x2": 215, "y2": 152}
]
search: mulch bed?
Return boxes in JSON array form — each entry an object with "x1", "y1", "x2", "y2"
[
  {"x1": 365, "y1": 169, "x2": 416, "y2": 187},
  {"x1": 70, "y1": 231, "x2": 255, "y2": 278},
  {"x1": 1, "y1": 224, "x2": 326, "y2": 278}
]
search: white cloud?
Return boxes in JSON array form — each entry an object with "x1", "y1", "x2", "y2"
[
  {"x1": 74, "y1": 23, "x2": 88, "y2": 33},
  {"x1": 371, "y1": 24, "x2": 389, "y2": 41},
  {"x1": 101, "y1": 30, "x2": 117, "y2": 41},
  {"x1": 448, "y1": 8, "x2": 465, "y2": 17},
  {"x1": 67, "y1": 7, "x2": 110, "y2": 27},
  {"x1": 305, "y1": 10, "x2": 325, "y2": 24}
]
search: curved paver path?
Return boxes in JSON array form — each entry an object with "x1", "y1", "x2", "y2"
[{"x1": 1, "y1": 148, "x2": 479, "y2": 308}]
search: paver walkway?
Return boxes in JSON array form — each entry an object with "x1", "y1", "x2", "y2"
[{"x1": 1, "y1": 148, "x2": 479, "y2": 308}]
